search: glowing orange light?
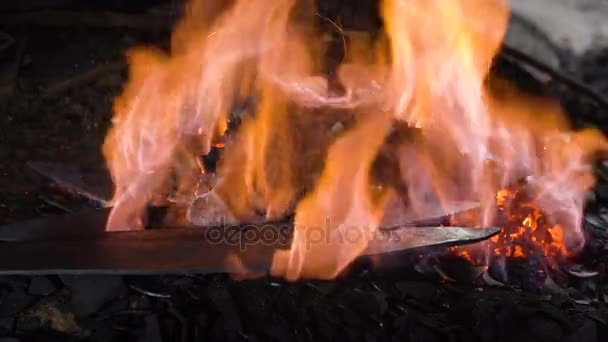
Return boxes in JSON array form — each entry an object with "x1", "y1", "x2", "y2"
[{"x1": 102, "y1": 0, "x2": 606, "y2": 280}]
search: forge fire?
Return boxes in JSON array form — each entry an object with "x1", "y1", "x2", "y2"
[{"x1": 102, "y1": 0, "x2": 607, "y2": 280}]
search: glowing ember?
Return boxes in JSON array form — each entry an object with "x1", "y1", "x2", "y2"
[
  {"x1": 450, "y1": 184, "x2": 574, "y2": 268},
  {"x1": 102, "y1": 0, "x2": 607, "y2": 280}
]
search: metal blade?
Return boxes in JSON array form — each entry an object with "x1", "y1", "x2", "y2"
[
  {"x1": 379, "y1": 200, "x2": 479, "y2": 228},
  {"x1": 0, "y1": 225, "x2": 499, "y2": 275},
  {"x1": 0, "y1": 199, "x2": 481, "y2": 242},
  {"x1": 364, "y1": 226, "x2": 500, "y2": 256},
  {"x1": 27, "y1": 161, "x2": 111, "y2": 205},
  {"x1": 0, "y1": 227, "x2": 282, "y2": 275}
]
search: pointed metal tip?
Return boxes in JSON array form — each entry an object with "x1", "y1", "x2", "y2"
[{"x1": 364, "y1": 226, "x2": 502, "y2": 256}]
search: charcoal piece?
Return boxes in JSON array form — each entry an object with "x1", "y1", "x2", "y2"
[
  {"x1": 598, "y1": 317, "x2": 608, "y2": 342},
  {"x1": 127, "y1": 276, "x2": 171, "y2": 299},
  {"x1": 137, "y1": 315, "x2": 162, "y2": 342},
  {"x1": 409, "y1": 324, "x2": 441, "y2": 342},
  {"x1": 564, "y1": 318, "x2": 597, "y2": 342},
  {"x1": 434, "y1": 256, "x2": 486, "y2": 283},
  {"x1": 0, "y1": 317, "x2": 14, "y2": 335},
  {"x1": 0, "y1": 338, "x2": 18, "y2": 342},
  {"x1": 543, "y1": 276, "x2": 570, "y2": 297},
  {"x1": 159, "y1": 315, "x2": 185, "y2": 342},
  {"x1": 303, "y1": 281, "x2": 335, "y2": 295},
  {"x1": 126, "y1": 294, "x2": 152, "y2": 312},
  {"x1": 18, "y1": 291, "x2": 80, "y2": 335},
  {"x1": 395, "y1": 281, "x2": 439, "y2": 302},
  {"x1": 413, "y1": 258, "x2": 442, "y2": 280},
  {"x1": 339, "y1": 290, "x2": 388, "y2": 318},
  {"x1": 60, "y1": 275, "x2": 125, "y2": 317},
  {"x1": 15, "y1": 331, "x2": 73, "y2": 342},
  {"x1": 0, "y1": 289, "x2": 32, "y2": 318},
  {"x1": 586, "y1": 191, "x2": 597, "y2": 207},
  {"x1": 165, "y1": 302, "x2": 187, "y2": 342},
  {"x1": 168, "y1": 277, "x2": 194, "y2": 290},
  {"x1": 596, "y1": 183, "x2": 608, "y2": 202},
  {"x1": 201, "y1": 147, "x2": 222, "y2": 173},
  {"x1": 260, "y1": 319, "x2": 294, "y2": 341},
  {"x1": 527, "y1": 314, "x2": 564, "y2": 341},
  {"x1": 585, "y1": 214, "x2": 607, "y2": 230},
  {"x1": 207, "y1": 285, "x2": 242, "y2": 334},
  {"x1": 0, "y1": 34, "x2": 25, "y2": 100},
  {"x1": 0, "y1": 277, "x2": 29, "y2": 289},
  {"x1": 340, "y1": 305, "x2": 363, "y2": 327},
  {"x1": 567, "y1": 264, "x2": 599, "y2": 278},
  {"x1": 473, "y1": 296, "x2": 523, "y2": 342},
  {"x1": 595, "y1": 161, "x2": 608, "y2": 181},
  {"x1": 314, "y1": 314, "x2": 340, "y2": 341},
  {"x1": 28, "y1": 277, "x2": 56, "y2": 296},
  {"x1": 488, "y1": 258, "x2": 547, "y2": 292},
  {"x1": 15, "y1": 314, "x2": 48, "y2": 333},
  {"x1": 85, "y1": 325, "x2": 116, "y2": 342},
  {"x1": 230, "y1": 280, "x2": 274, "y2": 328},
  {"x1": 392, "y1": 314, "x2": 411, "y2": 338},
  {"x1": 533, "y1": 302, "x2": 573, "y2": 332},
  {"x1": 343, "y1": 324, "x2": 364, "y2": 341},
  {"x1": 192, "y1": 313, "x2": 208, "y2": 341},
  {"x1": 109, "y1": 311, "x2": 147, "y2": 337},
  {"x1": 448, "y1": 291, "x2": 479, "y2": 325},
  {"x1": 480, "y1": 272, "x2": 507, "y2": 287}
]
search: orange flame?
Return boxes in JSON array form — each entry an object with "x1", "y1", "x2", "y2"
[{"x1": 103, "y1": 0, "x2": 607, "y2": 280}]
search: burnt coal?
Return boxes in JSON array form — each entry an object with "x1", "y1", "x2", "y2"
[
  {"x1": 127, "y1": 276, "x2": 172, "y2": 299},
  {"x1": 0, "y1": 289, "x2": 31, "y2": 318},
  {"x1": 434, "y1": 256, "x2": 487, "y2": 283},
  {"x1": 487, "y1": 258, "x2": 548, "y2": 293},
  {"x1": 395, "y1": 280, "x2": 440, "y2": 303},
  {"x1": 27, "y1": 277, "x2": 57, "y2": 297},
  {"x1": 595, "y1": 183, "x2": 608, "y2": 202},
  {"x1": 569, "y1": 318, "x2": 599, "y2": 342},
  {"x1": 0, "y1": 317, "x2": 14, "y2": 336},
  {"x1": 0, "y1": 272, "x2": 600, "y2": 341},
  {"x1": 60, "y1": 276, "x2": 125, "y2": 317},
  {"x1": 207, "y1": 284, "x2": 243, "y2": 336},
  {"x1": 137, "y1": 315, "x2": 162, "y2": 342},
  {"x1": 0, "y1": 338, "x2": 19, "y2": 342}
]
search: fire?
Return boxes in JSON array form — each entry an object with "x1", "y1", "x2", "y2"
[
  {"x1": 450, "y1": 184, "x2": 574, "y2": 268},
  {"x1": 102, "y1": 0, "x2": 607, "y2": 280}
]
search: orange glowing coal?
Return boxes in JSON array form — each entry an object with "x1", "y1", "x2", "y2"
[
  {"x1": 102, "y1": 0, "x2": 607, "y2": 280},
  {"x1": 449, "y1": 185, "x2": 573, "y2": 268}
]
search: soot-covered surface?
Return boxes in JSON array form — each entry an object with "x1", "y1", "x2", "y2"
[
  {"x1": 1, "y1": 1, "x2": 608, "y2": 341},
  {"x1": 0, "y1": 271, "x2": 605, "y2": 342}
]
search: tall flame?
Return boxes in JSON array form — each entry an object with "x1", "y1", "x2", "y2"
[{"x1": 103, "y1": 0, "x2": 606, "y2": 279}]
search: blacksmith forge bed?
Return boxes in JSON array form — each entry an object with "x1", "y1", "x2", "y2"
[{"x1": 1, "y1": 0, "x2": 608, "y2": 341}]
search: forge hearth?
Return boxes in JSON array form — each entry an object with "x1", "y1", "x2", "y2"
[
  {"x1": 1, "y1": 0, "x2": 608, "y2": 341},
  {"x1": 93, "y1": 0, "x2": 604, "y2": 281}
]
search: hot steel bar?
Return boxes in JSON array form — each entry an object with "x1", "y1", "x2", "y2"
[
  {"x1": 0, "y1": 218, "x2": 499, "y2": 275},
  {"x1": 0, "y1": 200, "x2": 480, "y2": 242}
]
